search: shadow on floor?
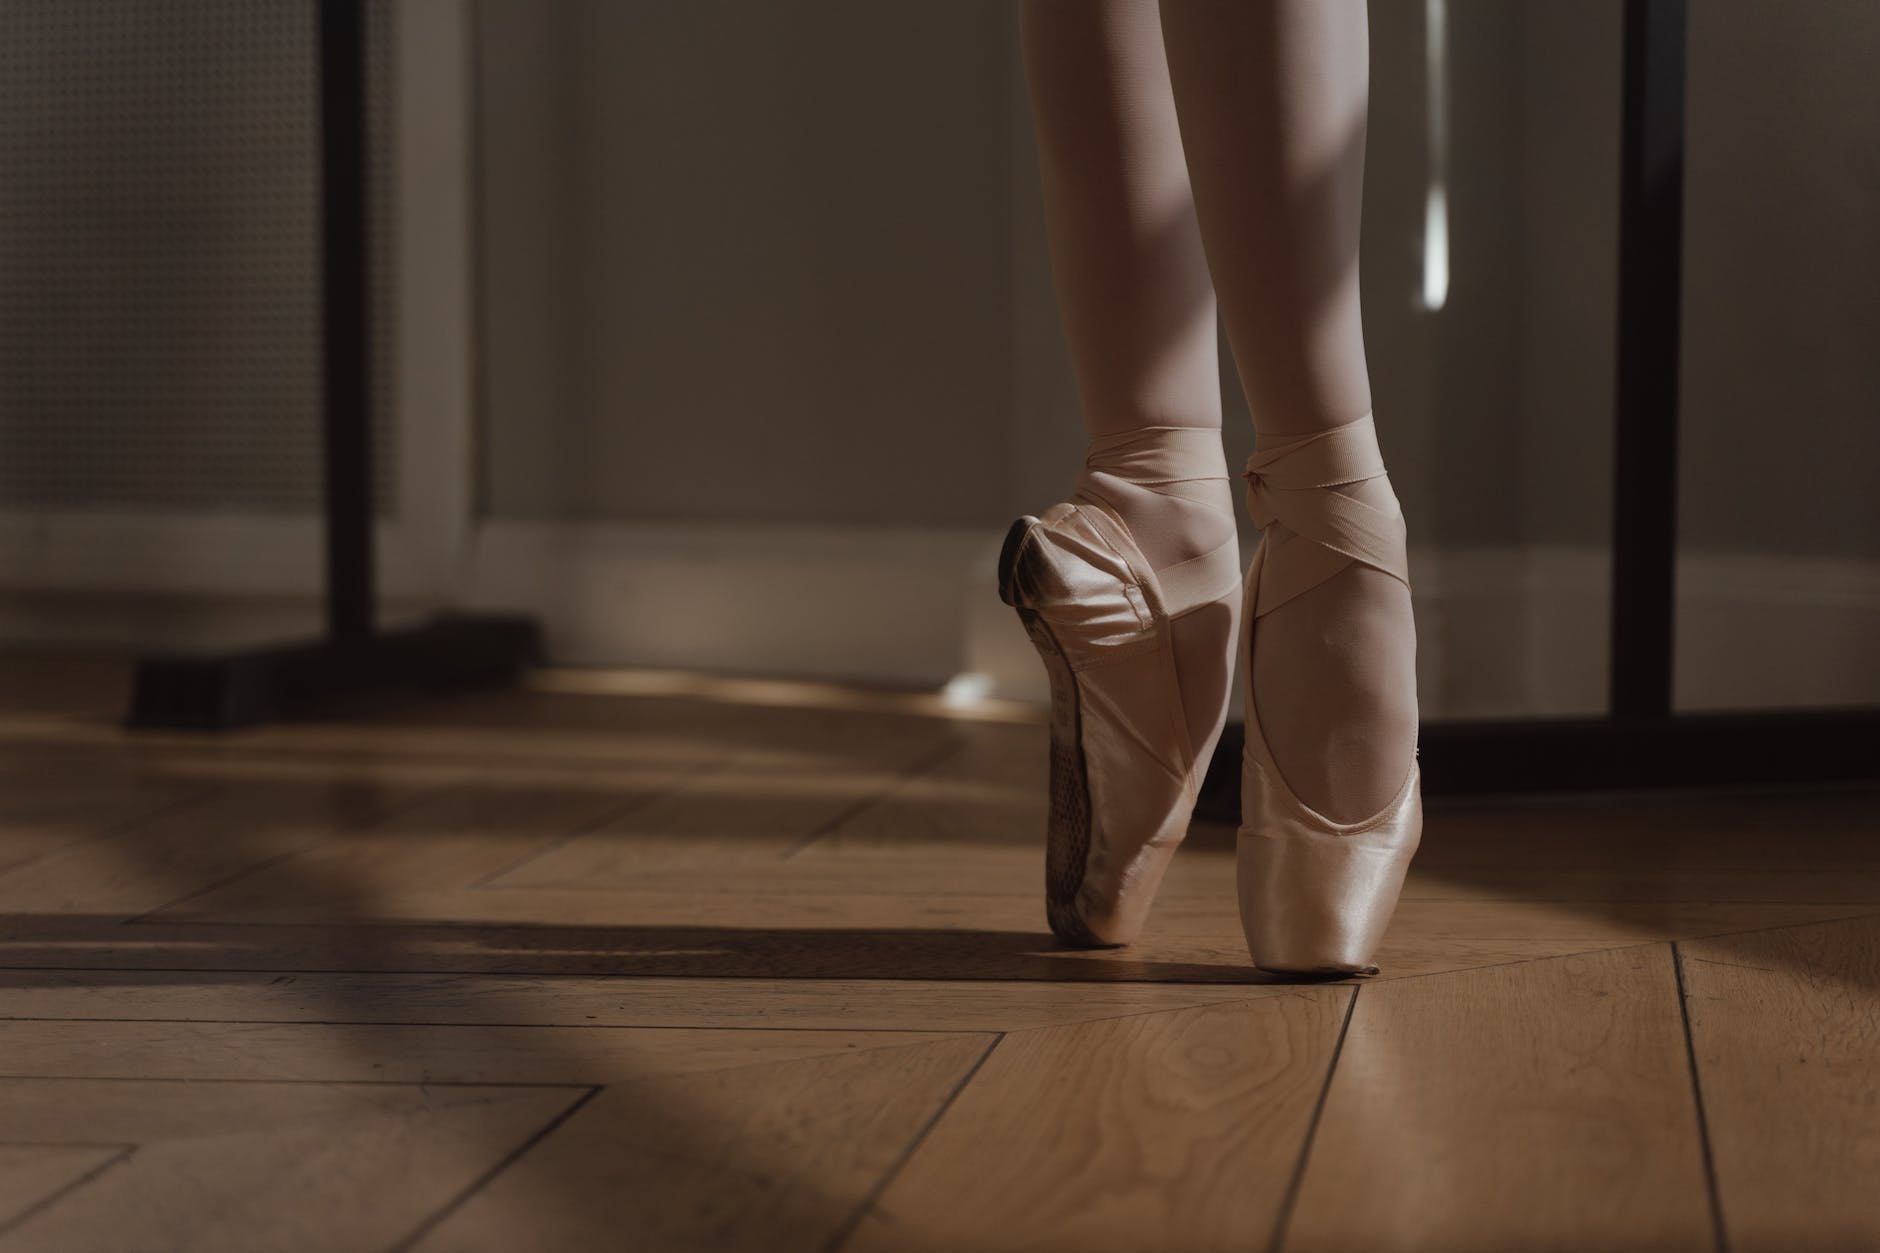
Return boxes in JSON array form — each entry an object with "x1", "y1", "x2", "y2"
[{"x1": 0, "y1": 914, "x2": 1318, "y2": 986}]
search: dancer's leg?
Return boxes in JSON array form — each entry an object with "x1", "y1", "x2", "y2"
[
  {"x1": 1159, "y1": 0, "x2": 1418, "y2": 821},
  {"x1": 1021, "y1": 0, "x2": 1235, "y2": 753}
]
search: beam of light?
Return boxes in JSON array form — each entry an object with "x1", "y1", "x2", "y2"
[
  {"x1": 526, "y1": 667, "x2": 1041, "y2": 723},
  {"x1": 1421, "y1": 0, "x2": 1450, "y2": 312},
  {"x1": 1422, "y1": 185, "x2": 1449, "y2": 312},
  {"x1": 939, "y1": 670, "x2": 995, "y2": 708}
]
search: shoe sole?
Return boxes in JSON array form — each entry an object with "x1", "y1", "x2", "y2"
[{"x1": 998, "y1": 517, "x2": 1112, "y2": 949}]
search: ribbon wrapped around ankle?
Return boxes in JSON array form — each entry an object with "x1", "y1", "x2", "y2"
[
  {"x1": 1243, "y1": 413, "x2": 1410, "y2": 619},
  {"x1": 1062, "y1": 424, "x2": 1243, "y2": 620},
  {"x1": 1075, "y1": 425, "x2": 1232, "y2": 506}
]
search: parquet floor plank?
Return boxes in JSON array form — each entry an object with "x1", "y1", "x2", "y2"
[{"x1": 1681, "y1": 913, "x2": 1880, "y2": 1253}]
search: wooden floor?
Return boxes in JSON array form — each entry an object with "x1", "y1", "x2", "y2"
[{"x1": 0, "y1": 655, "x2": 1875, "y2": 1252}]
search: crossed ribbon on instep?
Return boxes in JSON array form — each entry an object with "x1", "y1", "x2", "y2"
[{"x1": 1242, "y1": 413, "x2": 1411, "y2": 619}]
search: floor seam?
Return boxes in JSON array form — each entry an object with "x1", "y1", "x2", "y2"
[
  {"x1": 4, "y1": 908, "x2": 1875, "y2": 989},
  {"x1": 464, "y1": 756, "x2": 738, "y2": 888},
  {"x1": 384, "y1": 1085, "x2": 601, "y2": 1253},
  {"x1": 1672, "y1": 942, "x2": 1732, "y2": 1253},
  {"x1": 0, "y1": 994, "x2": 1334, "y2": 1037},
  {"x1": 0, "y1": 1142, "x2": 136, "y2": 1239},
  {"x1": 1268, "y1": 984, "x2": 1358, "y2": 1253},
  {"x1": 821, "y1": 1031, "x2": 1002, "y2": 1253},
  {"x1": 780, "y1": 739, "x2": 965, "y2": 862},
  {"x1": 0, "y1": 1015, "x2": 993, "y2": 1034},
  {"x1": 0, "y1": 786, "x2": 223, "y2": 886},
  {"x1": 121, "y1": 781, "x2": 460, "y2": 923},
  {"x1": 0, "y1": 1074, "x2": 596, "y2": 1089}
]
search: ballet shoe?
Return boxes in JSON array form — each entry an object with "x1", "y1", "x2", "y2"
[
  {"x1": 998, "y1": 426, "x2": 1241, "y2": 947},
  {"x1": 1236, "y1": 413, "x2": 1422, "y2": 976}
]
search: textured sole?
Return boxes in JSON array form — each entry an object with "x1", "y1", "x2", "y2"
[{"x1": 998, "y1": 517, "x2": 1110, "y2": 949}]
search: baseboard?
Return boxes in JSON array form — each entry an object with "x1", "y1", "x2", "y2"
[
  {"x1": 0, "y1": 510, "x2": 460, "y2": 603},
  {"x1": 2, "y1": 517, "x2": 1873, "y2": 718},
  {"x1": 459, "y1": 519, "x2": 999, "y2": 689}
]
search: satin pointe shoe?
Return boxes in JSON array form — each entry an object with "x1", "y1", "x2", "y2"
[
  {"x1": 1236, "y1": 413, "x2": 1422, "y2": 976},
  {"x1": 998, "y1": 426, "x2": 1242, "y2": 947}
]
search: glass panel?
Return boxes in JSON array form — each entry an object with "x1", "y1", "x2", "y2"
[
  {"x1": 1675, "y1": 2, "x2": 1880, "y2": 712},
  {"x1": 1345, "y1": 0, "x2": 1622, "y2": 720}
]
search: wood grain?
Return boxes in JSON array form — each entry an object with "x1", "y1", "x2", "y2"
[
  {"x1": 0, "y1": 1018, "x2": 975, "y2": 1086},
  {"x1": 0, "y1": 778, "x2": 431, "y2": 918},
  {"x1": 0, "y1": 1078, "x2": 579, "y2": 1252},
  {"x1": 409, "y1": 1035, "x2": 993, "y2": 1253},
  {"x1": 848, "y1": 992, "x2": 1351, "y2": 1253},
  {"x1": 1286, "y1": 944, "x2": 1713, "y2": 1252},
  {"x1": 1681, "y1": 913, "x2": 1880, "y2": 1253},
  {"x1": 0, "y1": 762, "x2": 203, "y2": 879},
  {"x1": 0, "y1": 1144, "x2": 129, "y2": 1234},
  {"x1": 0, "y1": 654, "x2": 1872, "y2": 1252},
  {"x1": 143, "y1": 784, "x2": 664, "y2": 921}
]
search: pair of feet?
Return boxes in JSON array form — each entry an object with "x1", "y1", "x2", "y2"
[{"x1": 998, "y1": 416, "x2": 1423, "y2": 975}]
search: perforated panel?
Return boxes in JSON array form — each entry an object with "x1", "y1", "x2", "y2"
[{"x1": 0, "y1": 0, "x2": 397, "y2": 514}]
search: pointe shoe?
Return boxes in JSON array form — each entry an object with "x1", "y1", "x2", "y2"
[
  {"x1": 998, "y1": 427, "x2": 1241, "y2": 947},
  {"x1": 1236, "y1": 414, "x2": 1422, "y2": 976}
]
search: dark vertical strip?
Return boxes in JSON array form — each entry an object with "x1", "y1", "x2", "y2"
[
  {"x1": 319, "y1": 0, "x2": 375, "y2": 641},
  {"x1": 1610, "y1": 0, "x2": 1687, "y2": 718},
  {"x1": 1672, "y1": 943, "x2": 1731, "y2": 1252},
  {"x1": 0, "y1": 1145, "x2": 136, "y2": 1238},
  {"x1": 464, "y1": 0, "x2": 493, "y2": 522},
  {"x1": 388, "y1": 1086, "x2": 602, "y2": 1252},
  {"x1": 782, "y1": 740, "x2": 964, "y2": 860},
  {"x1": 1268, "y1": 986, "x2": 1359, "y2": 1253},
  {"x1": 823, "y1": 1034, "x2": 1003, "y2": 1253}
]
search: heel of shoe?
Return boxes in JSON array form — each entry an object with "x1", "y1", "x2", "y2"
[{"x1": 996, "y1": 516, "x2": 1038, "y2": 609}]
